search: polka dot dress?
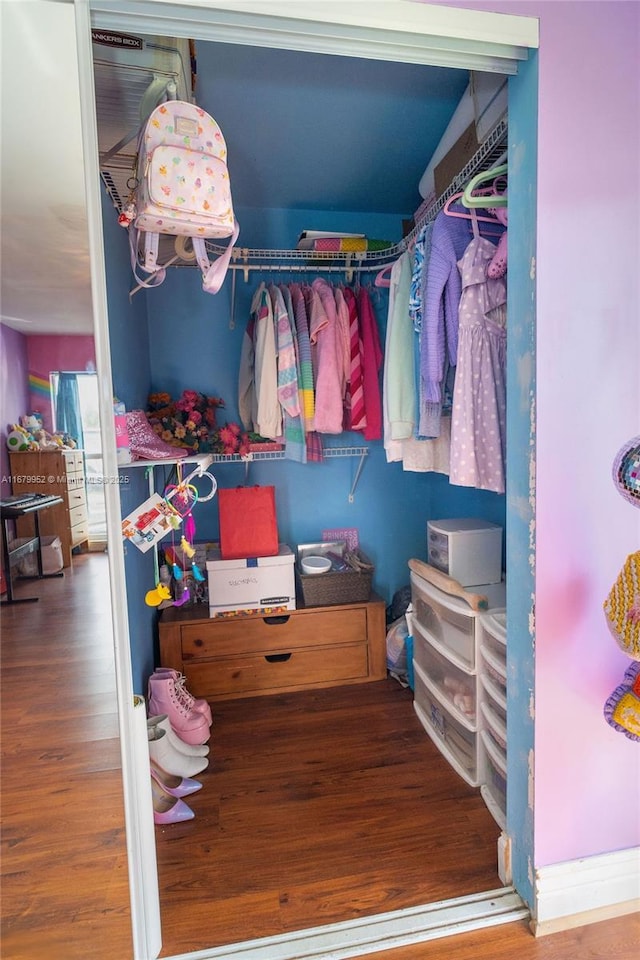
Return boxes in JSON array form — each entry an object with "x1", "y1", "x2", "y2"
[{"x1": 449, "y1": 236, "x2": 507, "y2": 494}]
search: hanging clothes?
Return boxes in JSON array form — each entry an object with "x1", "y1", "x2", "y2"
[
  {"x1": 409, "y1": 221, "x2": 437, "y2": 439},
  {"x1": 357, "y1": 285, "x2": 383, "y2": 442},
  {"x1": 343, "y1": 285, "x2": 366, "y2": 432},
  {"x1": 238, "y1": 282, "x2": 282, "y2": 439},
  {"x1": 290, "y1": 282, "x2": 323, "y2": 462},
  {"x1": 449, "y1": 230, "x2": 507, "y2": 494},
  {"x1": 420, "y1": 207, "x2": 473, "y2": 438},
  {"x1": 333, "y1": 285, "x2": 351, "y2": 408},
  {"x1": 383, "y1": 251, "x2": 415, "y2": 457},
  {"x1": 270, "y1": 284, "x2": 306, "y2": 463},
  {"x1": 308, "y1": 278, "x2": 344, "y2": 434}
]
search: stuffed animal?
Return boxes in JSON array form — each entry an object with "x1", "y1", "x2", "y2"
[
  {"x1": 6, "y1": 424, "x2": 37, "y2": 452},
  {"x1": 33, "y1": 429, "x2": 60, "y2": 451}
]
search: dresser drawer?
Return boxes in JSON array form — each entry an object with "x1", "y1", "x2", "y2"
[
  {"x1": 69, "y1": 502, "x2": 87, "y2": 526},
  {"x1": 71, "y1": 520, "x2": 89, "y2": 545},
  {"x1": 66, "y1": 473, "x2": 86, "y2": 492},
  {"x1": 186, "y1": 642, "x2": 369, "y2": 699},
  {"x1": 67, "y1": 487, "x2": 87, "y2": 510},
  {"x1": 63, "y1": 451, "x2": 84, "y2": 472},
  {"x1": 181, "y1": 606, "x2": 367, "y2": 660}
]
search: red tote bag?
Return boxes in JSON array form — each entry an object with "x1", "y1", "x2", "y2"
[{"x1": 218, "y1": 485, "x2": 279, "y2": 560}]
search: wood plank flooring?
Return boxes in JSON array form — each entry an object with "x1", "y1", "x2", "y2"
[
  {"x1": 155, "y1": 680, "x2": 502, "y2": 955},
  {"x1": 1, "y1": 553, "x2": 132, "y2": 960},
  {"x1": 2, "y1": 552, "x2": 638, "y2": 960}
]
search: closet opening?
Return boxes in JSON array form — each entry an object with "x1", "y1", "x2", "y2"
[{"x1": 78, "y1": 3, "x2": 538, "y2": 958}]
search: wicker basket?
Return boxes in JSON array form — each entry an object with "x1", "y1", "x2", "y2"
[{"x1": 296, "y1": 551, "x2": 373, "y2": 607}]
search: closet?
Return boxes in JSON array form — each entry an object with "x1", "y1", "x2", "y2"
[{"x1": 90, "y1": 17, "x2": 529, "y2": 959}]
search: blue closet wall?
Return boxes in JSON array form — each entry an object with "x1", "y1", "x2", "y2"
[
  {"x1": 145, "y1": 202, "x2": 506, "y2": 604},
  {"x1": 103, "y1": 173, "x2": 506, "y2": 693},
  {"x1": 102, "y1": 187, "x2": 157, "y2": 693}
]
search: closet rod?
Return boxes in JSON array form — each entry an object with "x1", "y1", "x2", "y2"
[{"x1": 223, "y1": 260, "x2": 388, "y2": 282}]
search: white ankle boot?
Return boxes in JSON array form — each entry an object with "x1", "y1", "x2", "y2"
[
  {"x1": 147, "y1": 713, "x2": 210, "y2": 758},
  {"x1": 148, "y1": 726, "x2": 209, "y2": 778}
]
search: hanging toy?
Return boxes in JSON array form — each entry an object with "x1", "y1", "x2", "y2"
[
  {"x1": 188, "y1": 469, "x2": 217, "y2": 583},
  {"x1": 172, "y1": 563, "x2": 184, "y2": 581},
  {"x1": 180, "y1": 536, "x2": 195, "y2": 559},
  {"x1": 118, "y1": 200, "x2": 136, "y2": 228},
  {"x1": 145, "y1": 583, "x2": 172, "y2": 607},
  {"x1": 173, "y1": 585, "x2": 191, "y2": 607}
]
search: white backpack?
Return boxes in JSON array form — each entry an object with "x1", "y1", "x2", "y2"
[{"x1": 126, "y1": 100, "x2": 239, "y2": 294}]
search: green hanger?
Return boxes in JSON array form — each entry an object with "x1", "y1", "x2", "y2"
[{"x1": 461, "y1": 163, "x2": 508, "y2": 208}]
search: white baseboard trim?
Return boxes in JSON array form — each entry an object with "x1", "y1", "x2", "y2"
[
  {"x1": 533, "y1": 847, "x2": 640, "y2": 937},
  {"x1": 166, "y1": 887, "x2": 529, "y2": 960}
]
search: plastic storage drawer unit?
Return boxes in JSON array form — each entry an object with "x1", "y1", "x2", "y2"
[
  {"x1": 412, "y1": 620, "x2": 476, "y2": 725},
  {"x1": 480, "y1": 729, "x2": 507, "y2": 828},
  {"x1": 478, "y1": 609, "x2": 507, "y2": 670},
  {"x1": 413, "y1": 660, "x2": 479, "y2": 786},
  {"x1": 410, "y1": 571, "x2": 477, "y2": 669}
]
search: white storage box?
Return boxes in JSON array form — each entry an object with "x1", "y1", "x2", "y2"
[
  {"x1": 412, "y1": 621, "x2": 476, "y2": 726},
  {"x1": 12, "y1": 536, "x2": 64, "y2": 576},
  {"x1": 413, "y1": 660, "x2": 478, "y2": 785},
  {"x1": 206, "y1": 543, "x2": 295, "y2": 615},
  {"x1": 427, "y1": 518, "x2": 502, "y2": 586}
]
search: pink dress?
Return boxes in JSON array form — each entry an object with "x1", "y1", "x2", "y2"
[{"x1": 449, "y1": 235, "x2": 507, "y2": 493}]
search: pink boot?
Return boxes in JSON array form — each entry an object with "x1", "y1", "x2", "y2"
[
  {"x1": 149, "y1": 669, "x2": 213, "y2": 726},
  {"x1": 126, "y1": 410, "x2": 188, "y2": 460},
  {"x1": 148, "y1": 675, "x2": 210, "y2": 746}
]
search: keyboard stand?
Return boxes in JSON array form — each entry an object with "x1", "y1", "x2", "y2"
[{"x1": 1, "y1": 495, "x2": 65, "y2": 605}]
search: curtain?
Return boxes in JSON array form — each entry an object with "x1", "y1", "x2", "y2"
[{"x1": 55, "y1": 373, "x2": 84, "y2": 449}]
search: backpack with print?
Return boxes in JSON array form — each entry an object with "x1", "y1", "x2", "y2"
[{"x1": 124, "y1": 100, "x2": 239, "y2": 295}]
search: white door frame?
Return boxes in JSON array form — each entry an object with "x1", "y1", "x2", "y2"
[{"x1": 74, "y1": 2, "x2": 539, "y2": 957}]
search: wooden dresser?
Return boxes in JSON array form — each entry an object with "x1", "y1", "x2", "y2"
[
  {"x1": 158, "y1": 595, "x2": 387, "y2": 701},
  {"x1": 9, "y1": 450, "x2": 89, "y2": 567}
]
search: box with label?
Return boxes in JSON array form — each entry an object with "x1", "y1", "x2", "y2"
[{"x1": 206, "y1": 543, "x2": 296, "y2": 615}]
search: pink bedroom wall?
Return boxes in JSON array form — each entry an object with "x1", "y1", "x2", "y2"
[
  {"x1": 26, "y1": 335, "x2": 96, "y2": 432},
  {"x1": 0, "y1": 323, "x2": 30, "y2": 499},
  {"x1": 427, "y1": 0, "x2": 640, "y2": 868}
]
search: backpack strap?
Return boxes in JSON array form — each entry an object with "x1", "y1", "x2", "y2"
[
  {"x1": 193, "y1": 221, "x2": 240, "y2": 295},
  {"x1": 128, "y1": 227, "x2": 166, "y2": 289}
]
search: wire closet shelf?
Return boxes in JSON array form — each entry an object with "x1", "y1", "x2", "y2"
[{"x1": 204, "y1": 118, "x2": 508, "y2": 277}]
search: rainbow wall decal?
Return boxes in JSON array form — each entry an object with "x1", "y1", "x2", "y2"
[{"x1": 28, "y1": 373, "x2": 51, "y2": 398}]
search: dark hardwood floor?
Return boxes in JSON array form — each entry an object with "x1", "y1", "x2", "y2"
[
  {"x1": 155, "y1": 679, "x2": 502, "y2": 955},
  {"x1": 2, "y1": 553, "x2": 638, "y2": 960},
  {"x1": 1, "y1": 553, "x2": 132, "y2": 960}
]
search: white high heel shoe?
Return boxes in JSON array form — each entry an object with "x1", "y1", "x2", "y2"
[{"x1": 147, "y1": 725, "x2": 209, "y2": 779}]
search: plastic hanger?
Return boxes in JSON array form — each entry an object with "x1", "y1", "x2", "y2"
[
  {"x1": 461, "y1": 163, "x2": 508, "y2": 208},
  {"x1": 443, "y1": 193, "x2": 503, "y2": 233}
]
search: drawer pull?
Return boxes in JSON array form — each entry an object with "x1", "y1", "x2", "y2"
[
  {"x1": 264, "y1": 652, "x2": 292, "y2": 663},
  {"x1": 263, "y1": 615, "x2": 290, "y2": 626}
]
